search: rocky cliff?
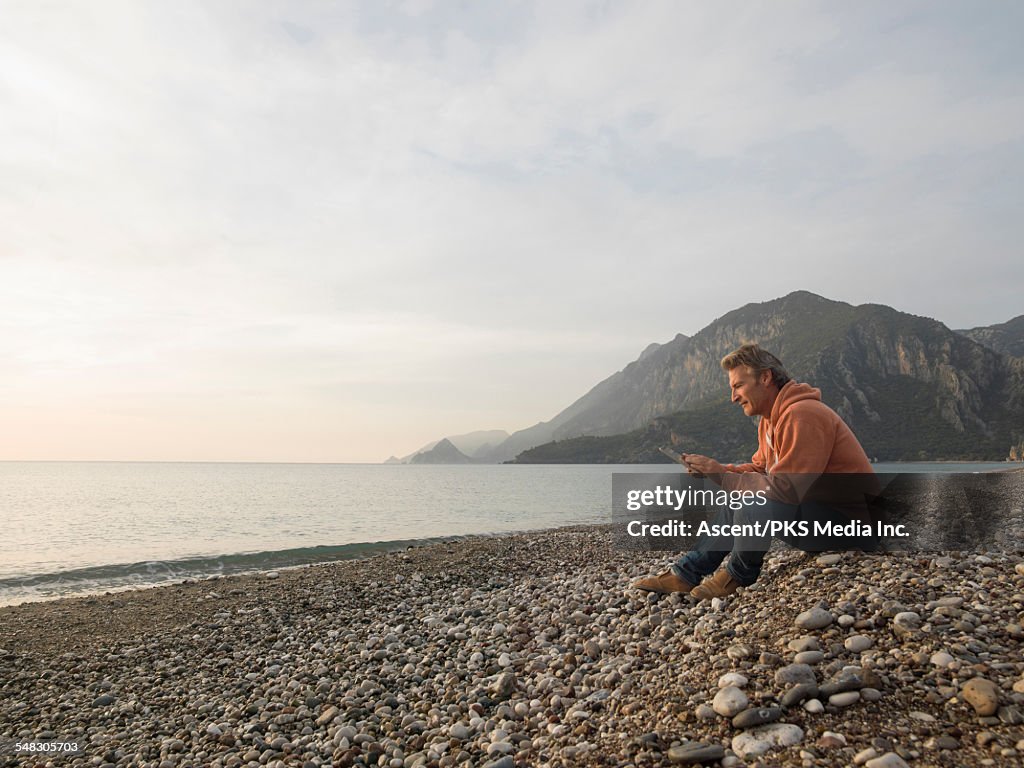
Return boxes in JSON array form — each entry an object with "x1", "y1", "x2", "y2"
[
  {"x1": 957, "y1": 314, "x2": 1024, "y2": 359},
  {"x1": 512, "y1": 292, "x2": 1024, "y2": 462}
]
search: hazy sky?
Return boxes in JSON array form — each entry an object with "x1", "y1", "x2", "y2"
[{"x1": 2, "y1": 1, "x2": 1022, "y2": 462}]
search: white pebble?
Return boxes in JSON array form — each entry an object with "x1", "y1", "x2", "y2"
[
  {"x1": 718, "y1": 672, "x2": 748, "y2": 689},
  {"x1": 803, "y1": 698, "x2": 824, "y2": 713},
  {"x1": 712, "y1": 686, "x2": 749, "y2": 717}
]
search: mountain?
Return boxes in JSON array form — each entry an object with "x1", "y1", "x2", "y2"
[
  {"x1": 395, "y1": 429, "x2": 510, "y2": 463},
  {"x1": 957, "y1": 315, "x2": 1024, "y2": 359},
  {"x1": 511, "y1": 291, "x2": 1024, "y2": 462},
  {"x1": 409, "y1": 438, "x2": 474, "y2": 464},
  {"x1": 477, "y1": 334, "x2": 692, "y2": 462}
]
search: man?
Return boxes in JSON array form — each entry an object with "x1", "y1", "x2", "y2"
[{"x1": 632, "y1": 343, "x2": 875, "y2": 600}]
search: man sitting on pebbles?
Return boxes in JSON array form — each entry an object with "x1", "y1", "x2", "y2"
[{"x1": 632, "y1": 343, "x2": 876, "y2": 601}]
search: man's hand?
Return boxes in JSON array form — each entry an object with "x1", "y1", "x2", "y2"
[{"x1": 681, "y1": 453, "x2": 726, "y2": 482}]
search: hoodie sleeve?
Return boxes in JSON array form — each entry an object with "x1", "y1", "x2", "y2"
[
  {"x1": 762, "y1": 403, "x2": 835, "y2": 502},
  {"x1": 720, "y1": 402, "x2": 834, "y2": 503},
  {"x1": 723, "y1": 420, "x2": 768, "y2": 474},
  {"x1": 725, "y1": 448, "x2": 767, "y2": 474}
]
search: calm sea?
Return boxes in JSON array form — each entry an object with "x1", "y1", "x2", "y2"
[{"x1": 0, "y1": 461, "x2": 1013, "y2": 606}]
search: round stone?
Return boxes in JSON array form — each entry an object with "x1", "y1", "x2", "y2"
[
  {"x1": 961, "y1": 677, "x2": 1000, "y2": 716},
  {"x1": 892, "y1": 612, "x2": 921, "y2": 633},
  {"x1": 796, "y1": 608, "x2": 834, "y2": 630},
  {"x1": 712, "y1": 686, "x2": 749, "y2": 717},
  {"x1": 930, "y1": 652, "x2": 955, "y2": 668},
  {"x1": 667, "y1": 743, "x2": 726, "y2": 764},
  {"x1": 731, "y1": 724, "x2": 804, "y2": 760},
  {"x1": 486, "y1": 742, "x2": 514, "y2": 756},
  {"x1": 726, "y1": 644, "x2": 753, "y2": 660},
  {"x1": 788, "y1": 636, "x2": 821, "y2": 652},
  {"x1": 818, "y1": 731, "x2": 847, "y2": 748},
  {"x1": 781, "y1": 683, "x2": 818, "y2": 708},
  {"x1": 864, "y1": 753, "x2": 911, "y2": 768},
  {"x1": 732, "y1": 706, "x2": 782, "y2": 729},
  {"x1": 718, "y1": 672, "x2": 748, "y2": 689},
  {"x1": 845, "y1": 635, "x2": 873, "y2": 653},
  {"x1": 854, "y1": 747, "x2": 878, "y2": 764},
  {"x1": 695, "y1": 704, "x2": 717, "y2": 720},
  {"x1": 928, "y1": 735, "x2": 960, "y2": 750},
  {"x1": 775, "y1": 664, "x2": 817, "y2": 686},
  {"x1": 794, "y1": 651, "x2": 825, "y2": 665},
  {"x1": 803, "y1": 698, "x2": 824, "y2": 714},
  {"x1": 829, "y1": 691, "x2": 860, "y2": 707}
]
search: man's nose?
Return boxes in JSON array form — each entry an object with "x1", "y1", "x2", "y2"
[{"x1": 732, "y1": 391, "x2": 740, "y2": 403}]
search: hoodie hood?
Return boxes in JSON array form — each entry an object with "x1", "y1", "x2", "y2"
[{"x1": 768, "y1": 380, "x2": 822, "y2": 425}]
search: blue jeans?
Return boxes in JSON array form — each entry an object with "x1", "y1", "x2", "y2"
[{"x1": 672, "y1": 499, "x2": 877, "y2": 587}]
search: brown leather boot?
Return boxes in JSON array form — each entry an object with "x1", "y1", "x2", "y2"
[
  {"x1": 690, "y1": 568, "x2": 741, "y2": 600},
  {"x1": 631, "y1": 569, "x2": 694, "y2": 594}
]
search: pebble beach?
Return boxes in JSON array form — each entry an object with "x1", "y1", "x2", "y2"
[{"x1": 3, "y1": 518, "x2": 1024, "y2": 768}]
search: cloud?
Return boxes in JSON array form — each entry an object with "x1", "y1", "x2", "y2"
[{"x1": 0, "y1": 1, "x2": 1021, "y2": 460}]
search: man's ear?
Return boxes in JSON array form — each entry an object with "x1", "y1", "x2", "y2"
[{"x1": 760, "y1": 369, "x2": 773, "y2": 386}]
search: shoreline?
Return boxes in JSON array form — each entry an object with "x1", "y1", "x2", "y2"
[
  {"x1": 3, "y1": 524, "x2": 1024, "y2": 768},
  {"x1": 6, "y1": 465, "x2": 1022, "y2": 610}
]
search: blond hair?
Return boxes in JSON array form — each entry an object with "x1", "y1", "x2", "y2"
[{"x1": 720, "y1": 343, "x2": 791, "y2": 388}]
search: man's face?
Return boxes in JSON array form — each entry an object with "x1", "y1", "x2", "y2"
[{"x1": 728, "y1": 365, "x2": 774, "y2": 418}]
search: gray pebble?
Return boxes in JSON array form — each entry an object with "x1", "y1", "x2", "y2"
[
  {"x1": 695, "y1": 704, "x2": 717, "y2": 720},
  {"x1": 829, "y1": 691, "x2": 860, "y2": 707},
  {"x1": 732, "y1": 706, "x2": 782, "y2": 729},
  {"x1": 864, "y1": 753, "x2": 910, "y2": 768},
  {"x1": 712, "y1": 686, "x2": 748, "y2": 717},
  {"x1": 892, "y1": 612, "x2": 921, "y2": 633},
  {"x1": 731, "y1": 724, "x2": 804, "y2": 760},
  {"x1": 781, "y1": 683, "x2": 818, "y2": 708},
  {"x1": 803, "y1": 699, "x2": 824, "y2": 714},
  {"x1": 845, "y1": 635, "x2": 873, "y2": 653},
  {"x1": 775, "y1": 663, "x2": 817, "y2": 686},
  {"x1": 667, "y1": 742, "x2": 726, "y2": 763},
  {"x1": 928, "y1": 735, "x2": 960, "y2": 750},
  {"x1": 794, "y1": 650, "x2": 825, "y2": 665},
  {"x1": 788, "y1": 636, "x2": 820, "y2": 653}
]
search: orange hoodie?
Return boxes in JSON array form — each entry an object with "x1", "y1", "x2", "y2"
[{"x1": 720, "y1": 380, "x2": 873, "y2": 502}]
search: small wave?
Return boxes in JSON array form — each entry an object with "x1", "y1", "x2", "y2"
[{"x1": 0, "y1": 536, "x2": 465, "y2": 605}]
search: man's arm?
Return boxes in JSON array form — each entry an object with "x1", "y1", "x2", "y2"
[
  {"x1": 739, "y1": 409, "x2": 835, "y2": 500},
  {"x1": 722, "y1": 435, "x2": 768, "y2": 474},
  {"x1": 718, "y1": 406, "x2": 835, "y2": 503},
  {"x1": 682, "y1": 434, "x2": 769, "y2": 481},
  {"x1": 680, "y1": 453, "x2": 726, "y2": 481}
]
